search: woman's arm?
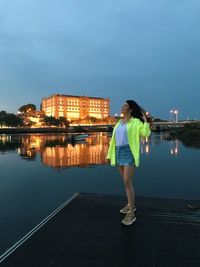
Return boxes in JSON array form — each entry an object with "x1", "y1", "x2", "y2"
[{"x1": 139, "y1": 113, "x2": 151, "y2": 137}]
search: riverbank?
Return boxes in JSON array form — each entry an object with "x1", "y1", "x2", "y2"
[
  {"x1": 0, "y1": 125, "x2": 114, "y2": 134},
  {"x1": 168, "y1": 122, "x2": 200, "y2": 148}
]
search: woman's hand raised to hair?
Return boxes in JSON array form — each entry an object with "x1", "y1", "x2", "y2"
[
  {"x1": 142, "y1": 112, "x2": 154, "y2": 129},
  {"x1": 141, "y1": 112, "x2": 147, "y2": 122}
]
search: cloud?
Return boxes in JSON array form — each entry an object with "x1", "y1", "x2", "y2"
[{"x1": 0, "y1": 0, "x2": 199, "y2": 118}]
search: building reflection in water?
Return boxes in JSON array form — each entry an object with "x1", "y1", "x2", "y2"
[
  {"x1": 0, "y1": 132, "x2": 181, "y2": 168},
  {"x1": 42, "y1": 133, "x2": 109, "y2": 168},
  {"x1": 13, "y1": 133, "x2": 110, "y2": 168}
]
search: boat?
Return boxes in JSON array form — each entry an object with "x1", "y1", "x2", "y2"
[
  {"x1": 73, "y1": 134, "x2": 90, "y2": 141},
  {"x1": 68, "y1": 133, "x2": 90, "y2": 143}
]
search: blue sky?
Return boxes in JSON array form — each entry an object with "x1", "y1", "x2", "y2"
[{"x1": 0, "y1": 0, "x2": 199, "y2": 120}]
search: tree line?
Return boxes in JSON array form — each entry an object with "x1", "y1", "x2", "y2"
[{"x1": 0, "y1": 103, "x2": 115, "y2": 127}]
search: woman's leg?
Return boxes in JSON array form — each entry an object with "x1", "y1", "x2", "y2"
[
  {"x1": 123, "y1": 165, "x2": 136, "y2": 212},
  {"x1": 118, "y1": 165, "x2": 124, "y2": 179}
]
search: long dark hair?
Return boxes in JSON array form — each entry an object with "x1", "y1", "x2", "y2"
[{"x1": 126, "y1": 99, "x2": 153, "y2": 127}]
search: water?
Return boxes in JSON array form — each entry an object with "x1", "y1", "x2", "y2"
[{"x1": 0, "y1": 132, "x2": 199, "y2": 255}]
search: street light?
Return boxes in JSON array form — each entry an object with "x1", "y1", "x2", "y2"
[
  {"x1": 170, "y1": 110, "x2": 173, "y2": 122},
  {"x1": 170, "y1": 109, "x2": 178, "y2": 122},
  {"x1": 174, "y1": 110, "x2": 178, "y2": 122}
]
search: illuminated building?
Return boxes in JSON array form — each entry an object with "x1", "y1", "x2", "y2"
[
  {"x1": 22, "y1": 110, "x2": 45, "y2": 127},
  {"x1": 41, "y1": 94, "x2": 110, "y2": 120}
]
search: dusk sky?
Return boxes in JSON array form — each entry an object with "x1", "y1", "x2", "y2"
[{"x1": 0, "y1": 0, "x2": 199, "y2": 120}]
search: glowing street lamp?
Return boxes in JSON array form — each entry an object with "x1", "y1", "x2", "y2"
[
  {"x1": 170, "y1": 110, "x2": 174, "y2": 122},
  {"x1": 170, "y1": 109, "x2": 178, "y2": 122},
  {"x1": 174, "y1": 110, "x2": 178, "y2": 122}
]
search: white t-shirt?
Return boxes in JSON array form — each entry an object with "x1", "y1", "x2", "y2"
[{"x1": 115, "y1": 121, "x2": 129, "y2": 146}]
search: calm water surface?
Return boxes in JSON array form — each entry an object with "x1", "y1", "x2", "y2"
[{"x1": 0, "y1": 132, "x2": 199, "y2": 255}]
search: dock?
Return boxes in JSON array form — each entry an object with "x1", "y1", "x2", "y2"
[{"x1": 0, "y1": 192, "x2": 200, "y2": 266}]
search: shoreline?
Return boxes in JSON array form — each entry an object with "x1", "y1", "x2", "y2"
[
  {"x1": 1, "y1": 123, "x2": 194, "y2": 134},
  {"x1": 0, "y1": 125, "x2": 114, "y2": 134}
]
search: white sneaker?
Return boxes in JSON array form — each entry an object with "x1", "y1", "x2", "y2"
[{"x1": 121, "y1": 211, "x2": 136, "y2": 225}]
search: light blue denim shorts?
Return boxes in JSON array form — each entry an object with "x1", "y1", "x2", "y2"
[{"x1": 116, "y1": 144, "x2": 135, "y2": 166}]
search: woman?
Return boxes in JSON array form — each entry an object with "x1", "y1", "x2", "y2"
[{"x1": 106, "y1": 100, "x2": 153, "y2": 226}]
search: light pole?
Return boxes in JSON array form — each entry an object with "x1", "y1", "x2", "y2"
[
  {"x1": 170, "y1": 110, "x2": 173, "y2": 122},
  {"x1": 174, "y1": 110, "x2": 178, "y2": 122},
  {"x1": 170, "y1": 109, "x2": 178, "y2": 122}
]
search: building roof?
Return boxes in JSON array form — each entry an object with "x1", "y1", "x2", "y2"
[{"x1": 42, "y1": 94, "x2": 109, "y2": 100}]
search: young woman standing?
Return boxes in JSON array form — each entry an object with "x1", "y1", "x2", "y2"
[{"x1": 106, "y1": 100, "x2": 153, "y2": 226}]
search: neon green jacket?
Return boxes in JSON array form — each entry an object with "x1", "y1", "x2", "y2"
[{"x1": 106, "y1": 117, "x2": 151, "y2": 167}]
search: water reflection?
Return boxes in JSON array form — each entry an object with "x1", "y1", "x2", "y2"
[
  {"x1": 41, "y1": 133, "x2": 109, "y2": 168},
  {"x1": 0, "y1": 135, "x2": 22, "y2": 152},
  {"x1": 1, "y1": 132, "x2": 199, "y2": 167},
  {"x1": 170, "y1": 139, "x2": 179, "y2": 155},
  {"x1": 0, "y1": 133, "x2": 111, "y2": 168}
]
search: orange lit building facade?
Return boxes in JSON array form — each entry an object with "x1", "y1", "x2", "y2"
[{"x1": 41, "y1": 94, "x2": 110, "y2": 120}]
